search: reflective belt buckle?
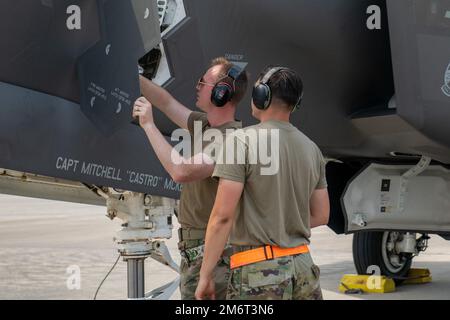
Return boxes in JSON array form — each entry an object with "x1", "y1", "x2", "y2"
[
  {"x1": 263, "y1": 245, "x2": 274, "y2": 260},
  {"x1": 230, "y1": 244, "x2": 309, "y2": 269}
]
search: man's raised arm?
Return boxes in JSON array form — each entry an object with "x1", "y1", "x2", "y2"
[
  {"x1": 139, "y1": 75, "x2": 192, "y2": 130},
  {"x1": 133, "y1": 97, "x2": 214, "y2": 183}
]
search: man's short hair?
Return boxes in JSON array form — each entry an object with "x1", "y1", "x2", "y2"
[
  {"x1": 210, "y1": 57, "x2": 248, "y2": 105},
  {"x1": 258, "y1": 66, "x2": 303, "y2": 110}
]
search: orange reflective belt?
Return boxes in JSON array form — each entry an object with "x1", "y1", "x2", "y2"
[{"x1": 230, "y1": 244, "x2": 309, "y2": 269}]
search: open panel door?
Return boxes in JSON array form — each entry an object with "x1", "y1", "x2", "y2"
[{"x1": 0, "y1": 0, "x2": 184, "y2": 199}]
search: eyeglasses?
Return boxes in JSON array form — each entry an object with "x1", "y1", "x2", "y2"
[{"x1": 196, "y1": 77, "x2": 216, "y2": 89}]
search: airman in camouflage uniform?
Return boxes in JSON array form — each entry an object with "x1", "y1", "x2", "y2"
[
  {"x1": 195, "y1": 67, "x2": 329, "y2": 301},
  {"x1": 136, "y1": 57, "x2": 248, "y2": 300},
  {"x1": 175, "y1": 105, "x2": 242, "y2": 300}
]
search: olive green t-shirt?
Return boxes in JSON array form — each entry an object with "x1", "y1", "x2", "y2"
[
  {"x1": 212, "y1": 120, "x2": 327, "y2": 247},
  {"x1": 178, "y1": 111, "x2": 242, "y2": 229}
]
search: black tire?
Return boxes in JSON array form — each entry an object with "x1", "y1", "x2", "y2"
[{"x1": 353, "y1": 231, "x2": 413, "y2": 284}]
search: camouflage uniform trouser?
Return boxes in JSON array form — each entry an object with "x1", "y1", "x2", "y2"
[
  {"x1": 227, "y1": 250, "x2": 323, "y2": 300},
  {"x1": 179, "y1": 239, "x2": 231, "y2": 300}
]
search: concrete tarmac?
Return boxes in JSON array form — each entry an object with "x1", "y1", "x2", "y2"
[{"x1": 1, "y1": 194, "x2": 449, "y2": 300}]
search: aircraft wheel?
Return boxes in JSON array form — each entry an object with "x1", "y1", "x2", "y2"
[{"x1": 353, "y1": 231, "x2": 413, "y2": 284}]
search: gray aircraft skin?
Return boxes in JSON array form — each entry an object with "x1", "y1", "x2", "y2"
[{"x1": 1, "y1": 0, "x2": 450, "y2": 282}]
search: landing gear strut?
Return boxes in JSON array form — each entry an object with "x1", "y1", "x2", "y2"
[{"x1": 105, "y1": 192, "x2": 180, "y2": 299}]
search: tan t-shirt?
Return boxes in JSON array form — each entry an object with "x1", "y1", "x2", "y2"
[
  {"x1": 178, "y1": 111, "x2": 242, "y2": 229},
  {"x1": 213, "y1": 120, "x2": 327, "y2": 247}
]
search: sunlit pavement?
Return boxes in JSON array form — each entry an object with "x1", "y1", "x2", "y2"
[{"x1": 1, "y1": 194, "x2": 449, "y2": 300}]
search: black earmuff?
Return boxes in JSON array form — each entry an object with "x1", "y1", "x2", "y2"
[
  {"x1": 252, "y1": 67, "x2": 284, "y2": 110},
  {"x1": 211, "y1": 64, "x2": 243, "y2": 107},
  {"x1": 252, "y1": 67, "x2": 303, "y2": 112}
]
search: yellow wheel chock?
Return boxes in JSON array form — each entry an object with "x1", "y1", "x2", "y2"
[
  {"x1": 339, "y1": 274, "x2": 395, "y2": 294},
  {"x1": 339, "y1": 268, "x2": 431, "y2": 294},
  {"x1": 403, "y1": 268, "x2": 432, "y2": 285}
]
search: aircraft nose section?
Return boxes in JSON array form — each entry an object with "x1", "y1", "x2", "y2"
[
  {"x1": 77, "y1": 0, "x2": 161, "y2": 135},
  {"x1": 0, "y1": 0, "x2": 162, "y2": 135},
  {"x1": 0, "y1": 0, "x2": 100, "y2": 103}
]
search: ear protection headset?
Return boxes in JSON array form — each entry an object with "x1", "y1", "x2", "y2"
[
  {"x1": 252, "y1": 67, "x2": 303, "y2": 112},
  {"x1": 211, "y1": 64, "x2": 244, "y2": 107}
]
